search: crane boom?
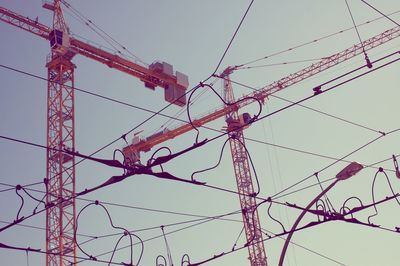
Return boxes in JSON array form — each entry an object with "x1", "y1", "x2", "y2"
[
  {"x1": 0, "y1": 5, "x2": 189, "y2": 106},
  {"x1": 0, "y1": 6, "x2": 50, "y2": 38},
  {"x1": 123, "y1": 25, "x2": 400, "y2": 161}
]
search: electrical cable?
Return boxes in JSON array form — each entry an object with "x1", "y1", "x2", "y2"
[
  {"x1": 1, "y1": 128, "x2": 399, "y2": 237},
  {"x1": 267, "y1": 201, "x2": 286, "y2": 233},
  {"x1": 368, "y1": 168, "x2": 400, "y2": 224},
  {"x1": 0, "y1": 63, "x2": 202, "y2": 183},
  {"x1": 190, "y1": 199, "x2": 400, "y2": 266},
  {"x1": 181, "y1": 254, "x2": 191, "y2": 266},
  {"x1": 61, "y1": 0, "x2": 148, "y2": 66},
  {"x1": 314, "y1": 173, "x2": 336, "y2": 213},
  {"x1": 269, "y1": 93, "x2": 382, "y2": 134},
  {"x1": 185, "y1": 218, "x2": 338, "y2": 266},
  {"x1": 0, "y1": 242, "x2": 133, "y2": 265},
  {"x1": 3, "y1": 178, "x2": 396, "y2": 264},
  {"x1": 367, "y1": 154, "x2": 400, "y2": 168},
  {"x1": 361, "y1": 0, "x2": 400, "y2": 27},
  {"x1": 1, "y1": 127, "x2": 393, "y2": 197},
  {"x1": 161, "y1": 226, "x2": 174, "y2": 266},
  {"x1": 3, "y1": 181, "x2": 244, "y2": 226},
  {"x1": 3, "y1": 179, "x2": 352, "y2": 266},
  {"x1": 0, "y1": 220, "x2": 96, "y2": 240},
  {"x1": 340, "y1": 196, "x2": 364, "y2": 216},
  {"x1": 212, "y1": 0, "x2": 255, "y2": 75},
  {"x1": 156, "y1": 255, "x2": 167, "y2": 266},
  {"x1": 74, "y1": 209, "x2": 243, "y2": 265},
  {"x1": 258, "y1": 228, "x2": 346, "y2": 266},
  {"x1": 190, "y1": 137, "x2": 230, "y2": 182},
  {"x1": 315, "y1": 199, "x2": 328, "y2": 221},
  {"x1": 1, "y1": 124, "x2": 399, "y2": 225},
  {"x1": 270, "y1": 126, "x2": 388, "y2": 199},
  {"x1": 239, "y1": 58, "x2": 322, "y2": 69},
  {"x1": 0, "y1": 181, "x2": 43, "y2": 193},
  {"x1": 0, "y1": 62, "x2": 391, "y2": 168},
  {"x1": 74, "y1": 201, "x2": 144, "y2": 266},
  {"x1": 236, "y1": 9, "x2": 400, "y2": 68},
  {"x1": 231, "y1": 226, "x2": 245, "y2": 251},
  {"x1": 15, "y1": 186, "x2": 24, "y2": 220},
  {"x1": 344, "y1": 0, "x2": 373, "y2": 68},
  {"x1": 186, "y1": 82, "x2": 262, "y2": 144},
  {"x1": 220, "y1": 52, "x2": 396, "y2": 136}
]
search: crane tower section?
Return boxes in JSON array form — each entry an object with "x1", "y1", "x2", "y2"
[
  {"x1": 45, "y1": 1, "x2": 76, "y2": 265},
  {"x1": 223, "y1": 68, "x2": 268, "y2": 266}
]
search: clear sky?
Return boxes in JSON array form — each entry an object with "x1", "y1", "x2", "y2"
[{"x1": 1, "y1": 1, "x2": 400, "y2": 265}]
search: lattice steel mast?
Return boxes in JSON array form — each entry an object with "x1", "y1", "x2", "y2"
[
  {"x1": 223, "y1": 67, "x2": 268, "y2": 266},
  {"x1": 44, "y1": 1, "x2": 76, "y2": 265}
]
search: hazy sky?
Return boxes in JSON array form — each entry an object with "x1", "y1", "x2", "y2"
[{"x1": 1, "y1": 1, "x2": 400, "y2": 265}]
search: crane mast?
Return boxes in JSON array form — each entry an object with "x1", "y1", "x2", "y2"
[
  {"x1": 44, "y1": 1, "x2": 77, "y2": 265},
  {"x1": 223, "y1": 67, "x2": 268, "y2": 266}
]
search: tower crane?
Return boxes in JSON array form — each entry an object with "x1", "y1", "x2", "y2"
[
  {"x1": 123, "y1": 25, "x2": 400, "y2": 266},
  {"x1": 0, "y1": 2, "x2": 188, "y2": 266}
]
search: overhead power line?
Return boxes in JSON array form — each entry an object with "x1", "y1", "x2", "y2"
[
  {"x1": 237, "y1": 9, "x2": 400, "y2": 68},
  {"x1": 361, "y1": 1, "x2": 400, "y2": 27},
  {"x1": 1, "y1": 61, "x2": 390, "y2": 168}
]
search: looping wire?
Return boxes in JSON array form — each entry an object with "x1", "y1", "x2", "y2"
[
  {"x1": 315, "y1": 199, "x2": 327, "y2": 221},
  {"x1": 156, "y1": 255, "x2": 167, "y2": 266},
  {"x1": 190, "y1": 137, "x2": 230, "y2": 182},
  {"x1": 75, "y1": 201, "x2": 144, "y2": 266},
  {"x1": 186, "y1": 82, "x2": 262, "y2": 144},
  {"x1": 368, "y1": 168, "x2": 400, "y2": 224},
  {"x1": 181, "y1": 254, "x2": 191, "y2": 266},
  {"x1": 340, "y1": 196, "x2": 363, "y2": 218},
  {"x1": 267, "y1": 201, "x2": 286, "y2": 233}
]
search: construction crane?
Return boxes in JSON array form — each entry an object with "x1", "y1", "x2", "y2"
[
  {"x1": 0, "y1": 2, "x2": 188, "y2": 266},
  {"x1": 123, "y1": 25, "x2": 400, "y2": 266}
]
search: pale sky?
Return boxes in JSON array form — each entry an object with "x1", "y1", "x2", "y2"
[{"x1": 1, "y1": 1, "x2": 400, "y2": 265}]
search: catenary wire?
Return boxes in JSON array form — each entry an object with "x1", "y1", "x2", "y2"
[
  {"x1": 0, "y1": 220, "x2": 97, "y2": 240},
  {"x1": 1, "y1": 54, "x2": 399, "y2": 234},
  {"x1": 361, "y1": 0, "x2": 400, "y2": 27},
  {"x1": 74, "y1": 201, "x2": 143, "y2": 266},
  {"x1": 0, "y1": 242, "x2": 135, "y2": 266},
  {"x1": 236, "y1": 9, "x2": 400, "y2": 67},
  {"x1": 368, "y1": 168, "x2": 400, "y2": 224},
  {"x1": 345, "y1": 0, "x2": 368, "y2": 55},
  {"x1": 2, "y1": 181, "x2": 344, "y2": 266},
  {"x1": 80, "y1": 206, "x2": 349, "y2": 266},
  {"x1": 0, "y1": 179, "x2": 388, "y2": 266},
  {"x1": 1, "y1": 127, "x2": 398, "y2": 218},
  {"x1": 212, "y1": 0, "x2": 255, "y2": 75},
  {"x1": 0, "y1": 54, "x2": 390, "y2": 167},
  {"x1": 61, "y1": 0, "x2": 148, "y2": 66}
]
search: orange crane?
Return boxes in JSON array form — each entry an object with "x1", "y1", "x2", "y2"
[
  {"x1": 0, "y1": 2, "x2": 188, "y2": 266},
  {"x1": 123, "y1": 25, "x2": 400, "y2": 266}
]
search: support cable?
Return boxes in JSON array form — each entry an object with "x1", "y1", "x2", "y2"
[
  {"x1": 0, "y1": 63, "x2": 390, "y2": 167},
  {"x1": 344, "y1": 0, "x2": 373, "y2": 68},
  {"x1": 361, "y1": 1, "x2": 400, "y2": 27},
  {"x1": 236, "y1": 9, "x2": 400, "y2": 68}
]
